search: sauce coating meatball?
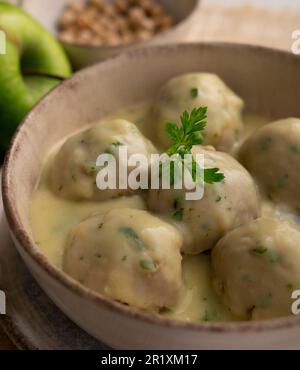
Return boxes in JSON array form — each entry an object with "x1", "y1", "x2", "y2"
[
  {"x1": 148, "y1": 73, "x2": 244, "y2": 152},
  {"x1": 147, "y1": 146, "x2": 260, "y2": 254},
  {"x1": 212, "y1": 217, "x2": 300, "y2": 320},
  {"x1": 63, "y1": 208, "x2": 183, "y2": 311},
  {"x1": 239, "y1": 118, "x2": 300, "y2": 210},
  {"x1": 50, "y1": 119, "x2": 157, "y2": 201}
]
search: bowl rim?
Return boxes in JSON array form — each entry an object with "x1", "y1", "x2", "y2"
[
  {"x1": 57, "y1": 0, "x2": 202, "y2": 50},
  {"x1": 3, "y1": 42, "x2": 300, "y2": 334}
]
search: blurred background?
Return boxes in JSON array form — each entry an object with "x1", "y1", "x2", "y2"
[
  {"x1": 0, "y1": 0, "x2": 299, "y2": 162},
  {"x1": 0, "y1": 0, "x2": 299, "y2": 350},
  {"x1": 1, "y1": 0, "x2": 299, "y2": 67}
]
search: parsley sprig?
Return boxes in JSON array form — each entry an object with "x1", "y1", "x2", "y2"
[
  {"x1": 166, "y1": 107, "x2": 207, "y2": 157},
  {"x1": 165, "y1": 107, "x2": 225, "y2": 184}
]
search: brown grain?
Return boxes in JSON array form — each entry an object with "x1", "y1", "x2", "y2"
[{"x1": 57, "y1": 0, "x2": 174, "y2": 46}]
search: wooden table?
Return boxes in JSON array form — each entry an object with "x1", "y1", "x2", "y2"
[
  {"x1": 0, "y1": 330, "x2": 15, "y2": 350},
  {"x1": 195, "y1": 0, "x2": 300, "y2": 52},
  {"x1": 0, "y1": 0, "x2": 299, "y2": 350}
]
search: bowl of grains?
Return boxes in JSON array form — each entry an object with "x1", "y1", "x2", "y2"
[{"x1": 21, "y1": 0, "x2": 201, "y2": 69}]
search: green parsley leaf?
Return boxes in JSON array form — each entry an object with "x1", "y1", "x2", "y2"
[
  {"x1": 164, "y1": 107, "x2": 225, "y2": 185},
  {"x1": 204, "y1": 168, "x2": 225, "y2": 184},
  {"x1": 165, "y1": 122, "x2": 182, "y2": 142},
  {"x1": 166, "y1": 107, "x2": 207, "y2": 157}
]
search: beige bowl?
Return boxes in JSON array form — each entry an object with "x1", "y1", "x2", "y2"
[
  {"x1": 3, "y1": 43, "x2": 300, "y2": 349},
  {"x1": 21, "y1": 0, "x2": 201, "y2": 69}
]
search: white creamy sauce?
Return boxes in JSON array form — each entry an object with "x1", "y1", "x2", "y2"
[{"x1": 30, "y1": 102, "x2": 294, "y2": 323}]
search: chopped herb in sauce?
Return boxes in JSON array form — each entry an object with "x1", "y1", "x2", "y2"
[
  {"x1": 98, "y1": 223, "x2": 104, "y2": 229},
  {"x1": 190, "y1": 87, "x2": 198, "y2": 99},
  {"x1": 87, "y1": 165, "x2": 98, "y2": 175},
  {"x1": 287, "y1": 283, "x2": 294, "y2": 291},
  {"x1": 267, "y1": 250, "x2": 280, "y2": 264},
  {"x1": 215, "y1": 195, "x2": 222, "y2": 203},
  {"x1": 253, "y1": 245, "x2": 268, "y2": 255},
  {"x1": 173, "y1": 209, "x2": 183, "y2": 221},
  {"x1": 119, "y1": 227, "x2": 145, "y2": 250},
  {"x1": 83, "y1": 162, "x2": 103, "y2": 176},
  {"x1": 105, "y1": 141, "x2": 124, "y2": 155},
  {"x1": 173, "y1": 197, "x2": 184, "y2": 221},
  {"x1": 277, "y1": 174, "x2": 289, "y2": 189},
  {"x1": 173, "y1": 198, "x2": 180, "y2": 210},
  {"x1": 289, "y1": 144, "x2": 300, "y2": 154},
  {"x1": 139, "y1": 259, "x2": 156, "y2": 272},
  {"x1": 122, "y1": 255, "x2": 128, "y2": 262},
  {"x1": 252, "y1": 246, "x2": 280, "y2": 264},
  {"x1": 260, "y1": 137, "x2": 272, "y2": 151},
  {"x1": 112, "y1": 141, "x2": 123, "y2": 147}
]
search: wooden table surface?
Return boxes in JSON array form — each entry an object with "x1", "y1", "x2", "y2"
[
  {"x1": 0, "y1": 330, "x2": 15, "y2": 350},
  {"x1": 0, "y1": 0, "x2": 299, "y2": 350},
  {"x1": 196, "y1": 0, "x2": 299, "y2": 52}
]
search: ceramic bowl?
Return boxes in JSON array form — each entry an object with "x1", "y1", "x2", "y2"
[
  {"x1": 3, "y1": 43, "x2": 300, "y2": 350},
  {"x1": 21, "y1": 0, "x2": 202, "y2": 69}
]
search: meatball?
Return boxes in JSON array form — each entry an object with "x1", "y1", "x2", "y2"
[
  {"x1": 212, "y1": 217, "x2": 300, "y2": 320},
  {"x1": 50, "y1": 119, "x2": 157, "y2": 201},
  {"x1": 239, "y1": 118, "x2": 300, "y2": 210},
  {"x1": 148, "y1": 73, "x2": 244, "y2": 152},
  {"x1": 63, "y1": 208, "x2": 183, "y2": 311},
  {"x1": 147, "y1": 146, "x2": 260, "y2": 255}
]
